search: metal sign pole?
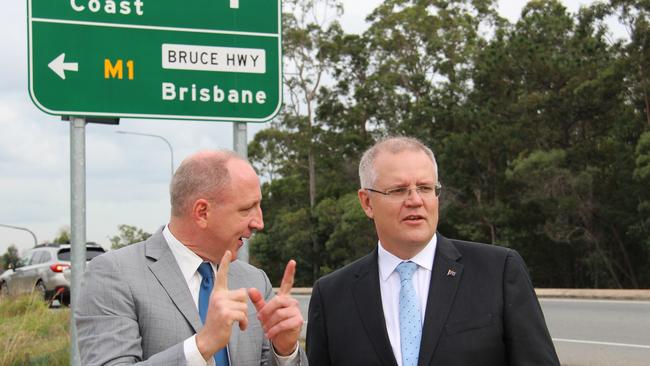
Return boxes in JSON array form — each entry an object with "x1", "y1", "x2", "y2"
[
  {"x1": 233, "y1": 122, "x2": 249, "y2": 263},
  {"x1": 69, "y1": 116, "x2": 87, "y2": 366}
]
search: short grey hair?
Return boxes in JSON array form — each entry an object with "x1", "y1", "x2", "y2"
[
  {"x1": 359, "y1": 136, "x2": 438, "y2": 188},
  {"x1": 170, "y1": 150, "x2": 243, "y2": 217}
]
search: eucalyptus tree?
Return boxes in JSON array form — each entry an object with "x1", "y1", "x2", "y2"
[
  {"x1": 249, "y1": 0, "x2": 345, "y2": 284},
  {"x1": 467, "y1": 0, "x2": 644, "y2": 288},
  {"x1": 283, "y1": 0, "x2": 343, "y2": 209},
  {"x1": 609, "y1": 0, "x2": 650, "y2": 126}
]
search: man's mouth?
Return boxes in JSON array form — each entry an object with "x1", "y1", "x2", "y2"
[
  {"x1": 238, "y1": 230, "x2": 257, "y2": 245},
  {"x1": 403, "y1": 214, "x2": 425, "y2": 222}
]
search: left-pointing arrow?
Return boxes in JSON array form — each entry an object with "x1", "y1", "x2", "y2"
[{"x1": 48, "y1": 53, "x2": 79, "y2": 80}]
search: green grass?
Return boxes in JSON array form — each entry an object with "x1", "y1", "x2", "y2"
[{"x1": 0, "y1": 294, "x2": 70, "y2": 366}]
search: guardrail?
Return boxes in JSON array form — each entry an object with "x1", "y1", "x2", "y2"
[{"x1": 282, "y1": 288, "x2": 650, "y2": 300}]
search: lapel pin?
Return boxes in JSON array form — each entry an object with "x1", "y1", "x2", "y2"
[{"x1": 446, "y1": 269, "x2": 456, "y2": 277}]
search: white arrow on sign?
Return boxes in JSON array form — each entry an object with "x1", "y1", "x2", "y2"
[{"x1": 48, "y1": 53, "x2": 79, "y2": 80}]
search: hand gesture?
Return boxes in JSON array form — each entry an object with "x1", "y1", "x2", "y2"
[
  {"x1": 248, "y1": 260, "x2": 303, "y2": 356},
  {"x1": 196, "y1": 251, "x2": 249, "y2": 360}
]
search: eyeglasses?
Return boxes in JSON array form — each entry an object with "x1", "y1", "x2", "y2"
[{"x1": 365, "y1": 182, "x2": 442, "y2": 200}]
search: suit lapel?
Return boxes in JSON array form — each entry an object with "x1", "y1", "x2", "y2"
[
  {"x1": 418, "y1": 234, "x2": 463, "y2": 366},
  {"x1": 226, "y1": 261, "x2": 242, "y2": 362},
  {"x1": 145, "y1": 230, "x2": 203, "y2": 333},
  {"x1": 352, "y1": 249, "x2": 399, "y2": 366}
]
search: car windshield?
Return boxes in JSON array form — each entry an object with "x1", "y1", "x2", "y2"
[
  {"x1": 57, "y1": 247, "x2": 105, "y2": 261},
  {"x1": 17, "y1": 256, "x2": 31, "y2": 267}
]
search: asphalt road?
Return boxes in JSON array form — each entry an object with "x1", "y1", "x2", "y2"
[
  {"x1": 295, "y1": 295, "x2": 650, "y2": 366},
  {"x1": 541, "y1": 298, "x2": 650, "y2": 366}
]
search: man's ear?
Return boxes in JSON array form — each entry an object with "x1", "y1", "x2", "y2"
[
  {"x1": 358, "y1": 189, "x2": 374, "y2": 219},
  {"x1": 192, "y1": 199, "x2": 210, "y2": 228}
]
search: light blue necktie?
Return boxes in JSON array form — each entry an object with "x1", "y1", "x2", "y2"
[
  {"x1": 396, "y1": 261, "x2": 421, "y2": 366},
  {"x1": 198, "y1": 262, "x2": 229, "y2": 366}
]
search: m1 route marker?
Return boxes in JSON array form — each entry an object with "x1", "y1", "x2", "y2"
[{"x1": 27, "y1": 0, "x2": 282, "y2": 122}]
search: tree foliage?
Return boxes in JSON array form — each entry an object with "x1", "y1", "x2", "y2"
[
  {"x1": 250, "y1": 0, "x2": 650, "y2": 288},
  {"x1": 52, "y1": 226, "x2": 70, "y2": 244},
  {"x1": 109, "y1": 225, "x2": 152, "y2": 250},
  {"x1": 1, "y1": 245, "x2": 20, "y2": 271}
]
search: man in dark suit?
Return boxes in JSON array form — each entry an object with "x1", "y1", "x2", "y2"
[
  {"x1": 306, "y1": 136, "x2": 559, "y2": 366},
  {"x1": 76, "y1": 150, "x2": 307, "y2": 365}
]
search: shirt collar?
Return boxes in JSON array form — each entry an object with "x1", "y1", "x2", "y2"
[
  {"x1": 163, "y1": 224, "x2": 206, "y2": 283},
  {"x1": 378, "y1": 233, "x2": 437, "y2": 282}
]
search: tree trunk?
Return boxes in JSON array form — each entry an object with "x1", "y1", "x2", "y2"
[
  {"x1": 584, "y1": 230, "x2": 623, "y2": 289},
  {"x1": 608, "y1": 223, "x2": 639, "y2": 288},
  {"x1": 642, "y1": 59, "x2": 650, "y2": 127},
  {"x1": 307, "y1": 98, "x2": 319, "y2": 283}
]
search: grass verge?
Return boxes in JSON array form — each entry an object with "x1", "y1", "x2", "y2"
[{"x1": 0, "y1": 294, "x2": 70, "y2": 366}]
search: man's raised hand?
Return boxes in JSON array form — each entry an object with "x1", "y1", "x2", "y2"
[
  {"x1": 248, "y1": 259, "x2": 303, "y2": 356},
  {"x1": 196, "y1": 250, "x2": 249, "y2": 360}
]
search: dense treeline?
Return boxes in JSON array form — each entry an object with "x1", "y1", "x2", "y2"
[{"x1": 248, "y1": 0, "x2": 650, "y2": 289}]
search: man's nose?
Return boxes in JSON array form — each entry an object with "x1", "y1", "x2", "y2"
[
  {"x1": 251, "y1": 206, "x2": 264, "y2": 230},
  {"x1": 404, "y1": 188, "x2": 424, "y2": 206}
]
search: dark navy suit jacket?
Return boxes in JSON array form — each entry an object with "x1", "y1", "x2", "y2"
[{"x1": 306, "y1": 233, "x2": 560, "y2": 366}]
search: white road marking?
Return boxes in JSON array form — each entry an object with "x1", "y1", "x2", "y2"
[
  {"x1": 541, "y1": 298, "x2": 650, "y2": 305},
  {"x1": 553, "y1": 338, "x2": 650, "y2": 349}
]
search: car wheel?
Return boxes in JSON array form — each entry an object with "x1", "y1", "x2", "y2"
[
  {"x1": 34, "y1": 280, "x2": 47, "y2": 301},
  {"x1": 60, "y1": 291, "x2": 71, "y2": 307}
]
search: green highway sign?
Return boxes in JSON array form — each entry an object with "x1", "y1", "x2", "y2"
[{"x1": 27, "y1": 0, "x2": 282, "y2": 122}]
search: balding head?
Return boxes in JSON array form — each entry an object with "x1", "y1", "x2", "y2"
[{"x1": 170, "y1": 150, "x2": 245, "y2": 217}]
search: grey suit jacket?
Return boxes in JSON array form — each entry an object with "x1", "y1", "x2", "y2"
[{"x1": 76, "y1": 229, "x2": 307, "y2": 366}]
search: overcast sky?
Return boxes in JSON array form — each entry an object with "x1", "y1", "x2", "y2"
[{"x1": 0, "y1": 0, "x2": 598, "y2": 255}]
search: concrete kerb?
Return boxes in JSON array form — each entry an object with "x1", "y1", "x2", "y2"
[
  {"x1": 281, "y1": 288, "x2": 650, "y2": 300},
  {"x1": 535, "y1": 288, "x2": 650, "y2": 301},
  {"x1": 286, "y1": 288, "x2": 313, "y2": 295}
]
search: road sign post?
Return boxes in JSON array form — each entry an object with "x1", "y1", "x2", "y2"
[
  {"x1": 28, "y1": 0, "x2": 282, "y2": 122},
  {"x1": 69, "y1": 116, "x2": 86, "y2": 366}
]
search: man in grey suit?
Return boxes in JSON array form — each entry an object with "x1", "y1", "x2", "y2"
[
  {"x1": 76, "y1": 150, "x2": 307, "y2": 365},
  {"x1": 307, "y1": 136, "x2": 559, "y2": 365}
]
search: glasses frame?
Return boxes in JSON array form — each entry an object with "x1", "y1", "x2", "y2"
[{"x1": 365, "y1": 181, "x2": 442, "y2": 199}]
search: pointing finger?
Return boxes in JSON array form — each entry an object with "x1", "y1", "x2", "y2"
[
  {"x1": 279, "y1": 259, "x2": 296, "y2": 295},
  {"x1": 216, "y1": 250, "x2": 232, "y2": 290}
]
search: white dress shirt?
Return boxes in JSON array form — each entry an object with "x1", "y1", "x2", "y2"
[
  {"x1": 163, "y1": 225, "x2": 297, "y2": 366},
  {"x1": 377, "y1": 234, "x2": 437, "y2": 366}
]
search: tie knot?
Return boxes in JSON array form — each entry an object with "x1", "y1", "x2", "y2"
[
  {"x1": 197, "y1": 262, "x2": 214, "y2": 286},
  {"x1": 396, "y1": 261, "x2": 417, "y2": 280}
]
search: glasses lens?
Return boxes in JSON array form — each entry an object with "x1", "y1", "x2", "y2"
[{"x1": 384, "y1": 185, "x2": 439, "y2": 200}]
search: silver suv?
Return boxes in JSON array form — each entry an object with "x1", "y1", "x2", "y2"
[{"x1": 0, "y1": 243, "x2": 105, "y2": 305}]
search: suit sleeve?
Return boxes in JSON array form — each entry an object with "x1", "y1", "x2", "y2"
[
  {"x1": 503, "y1": 250, "x2": 560, "y2": 366},
  {"x1": 306, "y1": 280, "x2": 331, "y2": 366},
  {"x1": 75, "y1": 254, "x2": 185, "y2": 366}
]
